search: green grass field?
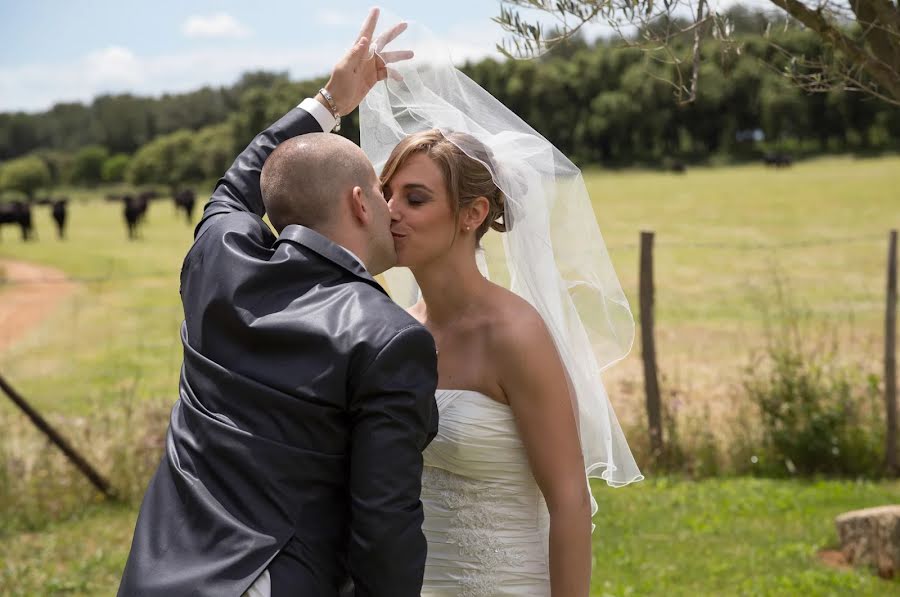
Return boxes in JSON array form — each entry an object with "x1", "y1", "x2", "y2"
[
  {"x1": 1, "y1": 478, "x2": 899, "y2": 595},
  {"x1": 1, "y1": 154, "x2": 899, "y2": 595}
]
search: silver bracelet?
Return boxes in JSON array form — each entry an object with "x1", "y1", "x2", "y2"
[{"x1": 318, "y1": 87, "x2": 342, "y2": 132}]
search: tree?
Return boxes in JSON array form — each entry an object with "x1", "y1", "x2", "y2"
[
  {"x1": 496, "y1": 0, "x2": 900, "y2": 106},
  {"x1": 1, "y1": 155, "x2": 51, "y2": 199},
  {"x1": 32, "y1": 149, "x2": 73, "y2": 188},
  {"x1": 70, "y1": 145, "x2": 109, "y2": 186},
  {"x1": 0, "y1": 113, "x2": 41, "y2": 160},
  {"x1": 191, "y1": 123, "x2": 235, "y2": 181},
  {"x1": 41, "y1": 102, "x2": 96, "y2": 150},
  {"x1": 102, "y1": 153, "x2": 131, "y2": 183},
  {"x1": 128, "y1": 129, "x2": 202, "y2": 192}
]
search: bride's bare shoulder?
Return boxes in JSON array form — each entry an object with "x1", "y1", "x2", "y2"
[
  {"x1": 485, "y1": 285, "x2": 551, "y2": 351},
  {"x1": 483, "y1": 285, "x2": 565, "y2": 399}
]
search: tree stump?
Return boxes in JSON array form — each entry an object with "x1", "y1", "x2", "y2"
[{"x1": 835, "y1": 505, "x2": 900, "y2": 579}]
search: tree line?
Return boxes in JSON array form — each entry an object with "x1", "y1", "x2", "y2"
[{"x1": 1, "y1": 9, "x2": 898, "y2": 199}]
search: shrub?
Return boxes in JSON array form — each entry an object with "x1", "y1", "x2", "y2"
[
  {"x1": 101, "y1": 153, "x2": 131, "y2": 183},
  {"x1": 71, "y1": 145, "x2": 109, "y2": 186},
  {"x1": 741, "y1": 276, "x2": 884, "y2": 477},
  {"x1": 0, "y1": 155, "x2": 50, "y2": 199}
]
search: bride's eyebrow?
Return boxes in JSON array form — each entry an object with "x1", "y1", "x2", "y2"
[{"x1": 403, "y1": 183, "x2": 433, "y2": 195}]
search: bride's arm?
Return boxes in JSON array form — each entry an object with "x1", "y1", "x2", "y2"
[{"x1": 496, "y1": 305, "x2": 592, "y2": 597}]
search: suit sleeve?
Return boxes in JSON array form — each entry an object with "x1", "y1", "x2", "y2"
[
  {"x1": 194, "y1": 106, "x2": 324, "y2": 240},
  {"x1": 347, "y1": 325, "x2": 439, "y2": 597}
]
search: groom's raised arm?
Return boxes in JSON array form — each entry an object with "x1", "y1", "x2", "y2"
[
  {"x1": 194, "y1": 6, "x2": 411, "y2": 242},
  {"x1": 194, "y1": 99, "x2": 335, "y2": 240}
]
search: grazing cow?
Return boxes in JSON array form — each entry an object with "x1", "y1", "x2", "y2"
[
  {"x1": 763, "y1": 152, "x2": 793, "y2": 168},
  {"x1": 51, "y1": 199, "x2": 68, "y2": 240},
  {"x1": 173, "y1": 189, "x2": 196, "y2": 224},
  {"x1": 123, "y1": 195, "x2": 149, "y2": 240},
  {"x1": 0, "y1": 201, "x2": 34, "y2": 241}
]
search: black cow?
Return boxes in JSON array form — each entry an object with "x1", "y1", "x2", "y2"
[
  {"x1": 173, "y1": 189, "x2": 196, "y2": 224},
  {"x1": 123, "y1": 195, "x2": 149, "y2": 240},
  {"x1": 51, "y1": 199, "x2": 68, "y2": 240},
  {"x1": 0, "y1": 201, "x2": 34, "y2": 241},
  {"x1": 763, "y1": 152, "x2": 794, "y2": 168}
]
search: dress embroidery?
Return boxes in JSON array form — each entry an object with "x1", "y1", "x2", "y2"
[{"x1": 422, "y1": 466, "x2": 527, "y2": 597}]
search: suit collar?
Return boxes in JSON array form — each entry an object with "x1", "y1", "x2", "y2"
[{"x1": 275, "y1": 225, "x2": 387, "y2": 295}]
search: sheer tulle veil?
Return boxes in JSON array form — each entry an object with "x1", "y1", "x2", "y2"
[{"x1": 360, "y1": 17, "x2": 643, "y2": 509}]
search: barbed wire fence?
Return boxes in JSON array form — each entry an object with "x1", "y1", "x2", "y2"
[
  {"x1": 632, "y1": 229, "x2": 898, "y2": 473},
  {"x1": 0, "y1": 233, "x2": 889, "y2": 288},
  {"x1": 0, "y1": 229, "x2": 895, "y2": 514}
]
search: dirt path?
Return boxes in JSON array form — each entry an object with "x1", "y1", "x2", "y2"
[{"x1": 0, "y1": 259, "x2": 77, "y2": 354}]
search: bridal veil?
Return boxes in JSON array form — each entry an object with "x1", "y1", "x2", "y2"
[{"x1": 359, "y1": 18, "x2": 643, "y2": 505}]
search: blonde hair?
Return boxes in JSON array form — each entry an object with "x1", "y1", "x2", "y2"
[{"x1": 380, "y1": 129, "x2": 507, "y2": 242}]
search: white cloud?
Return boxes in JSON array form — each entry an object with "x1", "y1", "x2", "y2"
[
  {"x1": 182, "y1": 13, "x2": 251, "y2": 39},
  {"x1": 0, "y1": 19, "x2": 507, "y2": 113},
  {"x1": 0, "y1": 43, "x2": 345, "y2": 112},
  {"x1": 84, "y1": 46, "x2": 142, "y2": 86}
]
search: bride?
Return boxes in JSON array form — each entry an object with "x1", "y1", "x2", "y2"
[{"x1": 360, "y1": 15, "x2": 643, "y2": 597}]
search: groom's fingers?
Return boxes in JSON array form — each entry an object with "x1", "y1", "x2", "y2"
[
  {"x1": 346, "y1": 36, "x2": 372, "y2": 66},
  {"x1": 379, "y1": 50, "x2": 414, "y2": 64},
  {"x1": 376, "y1": 22, "x2": 408, "y2": 48},
  {"x1": 356, "y1": 7, "x2": 379, "y2": 45},
  {"x1": 374, "y1": 52, "x2": 389, "y2": 80}
]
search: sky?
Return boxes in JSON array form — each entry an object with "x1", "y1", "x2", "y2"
[
  {"x1": 0, "y1": 1, "x2": 523, "y2": 113},
  {"x1": 0, "y1": 0, "x2": 773, "y2": 114}
]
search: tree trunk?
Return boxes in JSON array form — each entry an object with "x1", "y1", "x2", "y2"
[{"x1": 836, "y1": 505, "x2": 900, "y2": 579}]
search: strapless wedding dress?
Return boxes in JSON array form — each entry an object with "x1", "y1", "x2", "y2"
[{"x1": 421, "y1": 389, "x2": 551, "y2": 597}]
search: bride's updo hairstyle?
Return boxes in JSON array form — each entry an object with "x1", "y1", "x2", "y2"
[{"x1": 380, "y1": 128, "x2": 508, "y2": 244}]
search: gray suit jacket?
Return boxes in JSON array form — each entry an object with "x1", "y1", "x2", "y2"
[{"x1": 117, "y1": 106, "x2": 439, "y2": 596}]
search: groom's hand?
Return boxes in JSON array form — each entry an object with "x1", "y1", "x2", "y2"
[{"x1": 319, "y1": 7, "x2": 412, "y2": 117}]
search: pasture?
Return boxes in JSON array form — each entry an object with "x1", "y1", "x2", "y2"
[{"x1": 1, "y1": 154, "x2": 899, "y2": 595}]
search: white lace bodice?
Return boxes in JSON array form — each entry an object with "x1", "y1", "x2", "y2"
[{"x1": 421, "y1": 389, "x2": 550, "y2": 597}]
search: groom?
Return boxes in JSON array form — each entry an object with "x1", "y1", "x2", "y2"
[{"x1": 117, "y1": 9, "x2": 438, "y2": 597}]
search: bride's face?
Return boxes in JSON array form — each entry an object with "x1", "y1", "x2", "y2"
[{"x1": 384, "y1": 152, "x2": 458, "y2": 269}]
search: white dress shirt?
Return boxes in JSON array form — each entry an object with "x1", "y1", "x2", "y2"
[{"x1": 297, "y1": 96, "x2": 337, "y2": 134}]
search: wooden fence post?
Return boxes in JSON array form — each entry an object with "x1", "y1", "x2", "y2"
[
  {"x1": 0, "y1": 372, "x2": 116, "y2": 499},
  {"x1": 640, "y1": 231, "x2": 663, "y2": 461},
  {"x1": 886, "y1": 229, "x2": 898, "y2": 476}
]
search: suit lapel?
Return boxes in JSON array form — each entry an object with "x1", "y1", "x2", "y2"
[{"x1": 275, "y1": 225, "x2": 388, "y2": 295}]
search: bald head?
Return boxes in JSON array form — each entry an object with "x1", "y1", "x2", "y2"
[{"x1": 261, "y1": 133, "x2": 377, "y2": 233}]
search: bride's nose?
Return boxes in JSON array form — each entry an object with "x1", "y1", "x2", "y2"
[{"x1": 387, "y1": 198, "x2": 401, "y2": 220}]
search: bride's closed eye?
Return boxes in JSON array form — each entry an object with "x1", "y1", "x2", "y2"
[{"x1": 403, "y1": 184, "x2": 433, "y2": 205}]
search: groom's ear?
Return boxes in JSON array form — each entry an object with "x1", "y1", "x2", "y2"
[{"x1": 349, "y1": 186, "x2": 370, "y2": 226}]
